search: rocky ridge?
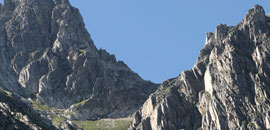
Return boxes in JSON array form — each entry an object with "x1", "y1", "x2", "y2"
[
  {"x1": 1, "y1": 0, "x2": 269, "y2": 130},
  {"x1": 0, "y1": 88, "x2": 57, "y2": 130},
  {"x1": 130, "y1": 5, "x2": 270, "y2": 130},
  {"x1": 0, "y1": 0, "x2": 157, "y2": 128}
]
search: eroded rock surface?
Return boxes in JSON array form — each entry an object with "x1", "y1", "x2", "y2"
[
  {"x1": 0, "y1": 88, "x2": 57, "y2": 130},
  {"x1": 130, "y1": 5, "x2": 270, "y2": 130},
  {"x1": 0, "y1": 0, "x2": 157, "y2": 121}
]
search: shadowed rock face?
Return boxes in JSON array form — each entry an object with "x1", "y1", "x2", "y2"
[
  {"x1": 0, "y1": 0, "x2": 157, "y2": 120},
  {"x1": 0, "y1": 88, "x2": 58, "y2": 130},
  {"x1": 130, "y1": 5, "x2": 270, "y2": 130}
]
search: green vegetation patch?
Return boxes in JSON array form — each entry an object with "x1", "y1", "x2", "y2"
[
  {"x1": 73, "y1": 118, "x2": 131, "y2": 130},
  {"x1": 32, "y1": 100, "x2": 52, "y2": 112},
  {"x1": 0, "y1": 88, "x2": 12, "y2": 97},
  {"x1": 74, "y1": 98, "x2": 89, "y2": 107},
  {"x1": 256, "y1": 96, "x2": 265, "y2": 104},
  {"x1": 247, "y1": 121, "x2": 256, "y2": 128},
  {"x1": 32, "y1": 100, "x2": 69, "y2": 126},
  {"x1": 51, "y1": 113, "x2": 66, "y2": 126},
  {"x1": 66, "y1": 111, "x2": 75, "y2": 116},
  {"x1": 114, "y1": 119, "x2": 131, "y2": 130},
  {"x1": 79, "y1": 49, "x2": 87, "y2": 54}
]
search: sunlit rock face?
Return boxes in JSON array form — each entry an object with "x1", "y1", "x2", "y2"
[
  {"x1": 130, "y1": 5, "x2": 270, "y2": 130},
  {"x1": 0, "y1": 0, "x2": 158, "y2": 120}
]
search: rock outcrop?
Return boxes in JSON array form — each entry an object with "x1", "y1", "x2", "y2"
[
  {"x1": 0, "y1": 88, "x2": 57, "y2": 130},
  {"x1": 130, "y1": 5, "x2": 270, "y2": 130},
  {"x1": 0, "y1": 0, "x2": 157, "y2": 122},
  {"x1": 2, "y1": 0, "x2": 269, "y2": 130}
]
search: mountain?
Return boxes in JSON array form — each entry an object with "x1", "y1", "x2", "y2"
[
  {"x1": 130, "y1": 5, "x2": 270, "y2": 130},
  {"x1": 1, "y1": 0, "x2": 270, "y2": 130},
  {"x1": 0, "y1": 0, "x2": 157, "y2": 129},
  {"x1": 0, "y1": 88, "x2": 59, "y2": 130}
]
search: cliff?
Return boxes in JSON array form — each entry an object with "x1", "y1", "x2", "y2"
[
  {"x1": 130, "y1": 5, "x2": 270, "y2": 130},
  {"x1": 0, "y1": 0, "x2": 157, "y2": 128}
]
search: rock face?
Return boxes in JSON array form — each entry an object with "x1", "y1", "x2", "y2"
[
  {"x1": 130, "y1": 5, "x2": 270, "y2": 130},
  {"x1": 2, "y1": 0, "x2": 269, "y2": 130},
  {"x1": 0, "y1": 88, "x2": 57, "y2": 130},
  {"x1": 0, "y1": 0, "x2": 157, "y2": 121}
]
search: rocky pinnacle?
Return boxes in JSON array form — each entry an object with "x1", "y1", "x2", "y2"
[
  {"x1": 0, "y1": 0, "x2": 158, "y2": 121},
  {"x1": 130, "y1": 5, "x2": 270, "y2": 130}
]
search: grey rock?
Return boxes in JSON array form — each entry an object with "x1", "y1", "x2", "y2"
[
  {"x1": 0, "y1": 0, "x2": 157, "y2": 122},
  {"x1": 0, "y1": 88, "x2": 57, "y2": 130},
  {"x1": 130, "y1": 5, "x2": 270, "y2": 130}
]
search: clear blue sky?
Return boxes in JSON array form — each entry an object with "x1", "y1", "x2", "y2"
[
  {"x1": 1, "y1": 0, "x2": 270, "y2": 83},
  {"x1": 69, "y1": 0, "x2": 270, "y2": 83}
]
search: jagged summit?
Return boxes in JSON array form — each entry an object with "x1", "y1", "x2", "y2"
[
  {"x1": 244, "y1": 5, "x2": 266, "y2": 23},
  {"x1": 130, "y1": 5, "x2": 270, "y2": 130},
  {"x1": 0, "y1": 0, "x2": 158, "y2": 128},
  {"x1": 1, "y1": 1, "x2": 270, "y2": 130}
]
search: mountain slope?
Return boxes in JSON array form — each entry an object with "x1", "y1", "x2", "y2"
[
  {"x1": 130, "y1": 5, "x2": 270, "y2": 130},
  {"x1": 0, "y1": 0, "x2": 157, "y2": 123},
  {"x1": 0, "y1": 88, "x2": 58, "y2": 130}
]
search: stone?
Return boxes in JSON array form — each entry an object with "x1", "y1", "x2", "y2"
[
  {"x1": 0, "y1": 88, "x2": 58, "y2": 130},
  {"x1": 130, "y1": 5, "x2": 270, "y2": 130},
  {"x1": 0, "y1": 0, "x2": 157, "y2": 123}
]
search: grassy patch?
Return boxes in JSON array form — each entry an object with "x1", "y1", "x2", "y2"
[
  {"x1": 32, "y1": 100, "x2": 71, "y2": 126},
  {"x1": 256, "y1": 96, "x2": 264, "y2": 104},
  {"x1": 74, "y1": 98, "x2": 89, "y2": 107},
  {"x1": 247, "y1": 121, "x2": 256, "y2": 128},
  {"x1": 73, "y1": 120, "x2": 101, "y2": 130},
  {"x1": 79, "y1": 49, "x2": 87, "y2": 54},
  {"x1": 73, "y1": 118, "x2": 131, "y2": 130},
  {"x1": 32, "y1": 100, "x2": 68, "y2": 127},
  {"x1": 65, "y1": 111, "x2": 75, "y2": 116},
  {"x1": 51, "y1": 113, "x2": 66, "y2": 126},
  {"x1": 32, "y1": 100, "x2": 52, "y2": 112},
  {"x1": 114, "y1": 119, "x2": 131, "y2": 130},
  {"x1": 0, "y1": 89, "x2": 12, "y2": 97}
]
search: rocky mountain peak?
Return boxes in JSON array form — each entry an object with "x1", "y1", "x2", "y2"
[
  {"x1": 1, "y1": 1, "x2": 270, "y2": 130},
  {"x1": 130, "y1": 5, "x2": 270, "y2": 130},
  {"x1": 0, "y1": 0, "x2": 158, "y2": 127},
  {"x1": 215, "y1": 24, "x2": 229, "y2": 42},
  {"x1": 244, "y1": 5, "x2": 266, "y2": 24}
]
